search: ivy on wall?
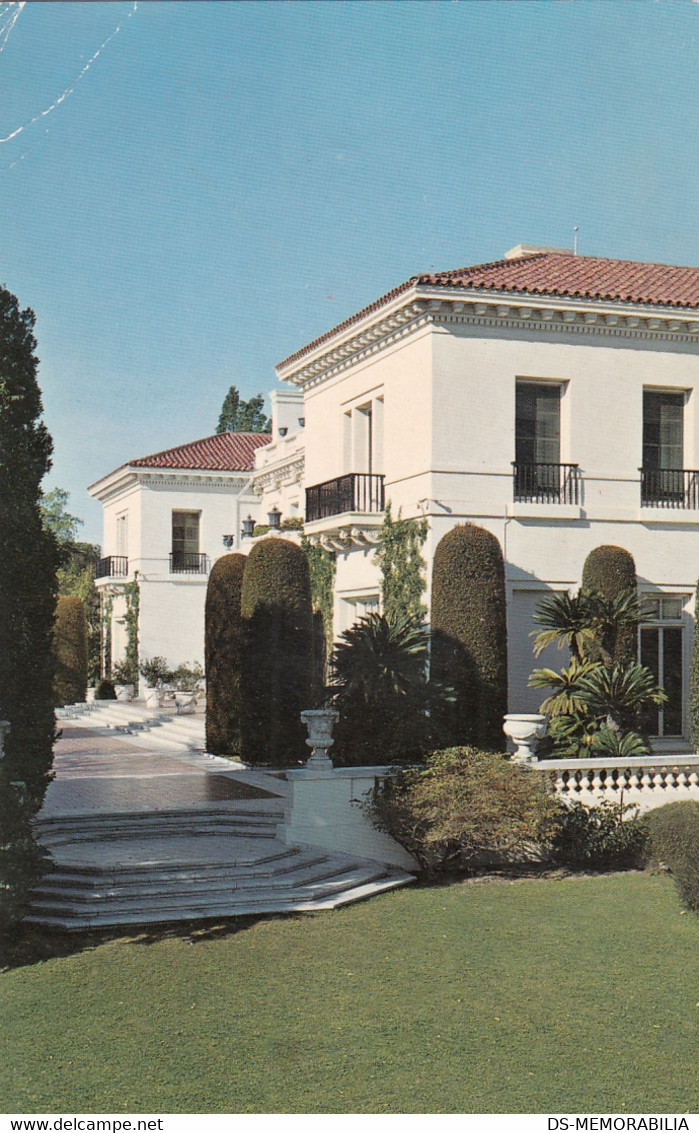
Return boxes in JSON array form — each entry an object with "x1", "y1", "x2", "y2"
[
  {"x1": 123, "y1": 579, "x2": 140, "y2": 686},
  {"x1": 101, "y1": 594, "x2": 113, "y2": 679},
  {"x1": 302, "y1": 535, "x2": 336, "y2": 671},
  {"x1": 375, "y1": 501, "x2": 428, "y2": 623}
]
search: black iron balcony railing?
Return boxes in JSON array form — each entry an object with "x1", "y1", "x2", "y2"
[
  {"x1": 640, "y1": 467, "x2": 699, "y2": 509},
  {"x1": 170, "y1": 552, "x2": 208, "y2": 574},
  {"x1": 513, "y1": 462, "x2": 581, "y2": 505},
  {"x1": 306, "y1": 473, "x2": 385, "y2": 523},
  {"x1": 95, "y1": 555, "x2": 128, "y2": 579}
]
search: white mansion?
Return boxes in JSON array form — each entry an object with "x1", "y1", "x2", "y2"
[{"x1": 93, "y1": 245, "x2": 699, "y2": 749}]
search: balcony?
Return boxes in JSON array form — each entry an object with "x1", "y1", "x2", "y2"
[
  {"x1": 169, "y1": 552, "x2": 209, "y2": 575},
  {"x1": 95, "y1": 555, "x2": 128, "y2": 579},
  {"x1": 640, "y1": 468, "x2": 699, "y2": 510},
  {"x1": 306, "y1": 473, "x2": 385, "y2": 523},
  {"x1": 512, "y1": 462, "x2": 581, "y2": 505}
]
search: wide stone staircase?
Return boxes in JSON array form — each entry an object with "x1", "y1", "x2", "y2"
[
  {"x1": 56, "y1": 699, "x2": 206, "y2": 752},
  {"x1": 29, "y1": 770, "x2": 414, "y2": 930}
]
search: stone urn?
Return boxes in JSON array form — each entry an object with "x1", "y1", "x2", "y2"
[
  {"x1": 301, "y1": 708, "x2": 340, "y2": 770},
  {"x1": 115, "y1": 683, "x2": 135, "y2": 702},
  {"x1": 143, "y1": 686, "x2": 163, "y2": 709},
  {"x1": 503, "y1": 713, "x2": 548, "y2": 764}
]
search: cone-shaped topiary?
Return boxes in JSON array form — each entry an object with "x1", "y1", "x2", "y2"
[
  {"x1": 240, "y1": 538, "x2": 313, "y2": 766},
  {"x1": 205, "y1": 553, "x2": 246, "y2": 756},
  {"x1": 53, "y1": 595, "x2": 88, "y2": 707},
  {"x1": 690, "y1": 580, "x2": 699, "y2": 753},
  {"x1": 582, "y1": 544, "x2": 637, "y2": 666},
  {"x1": 0, "y1": 286, "x2": 58, "y2": 931},
  {"x1": 430, "y1": 523, "x2": 508, "y2": 751}
]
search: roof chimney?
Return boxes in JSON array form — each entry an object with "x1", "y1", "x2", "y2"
[{"x1": 505, "y1": 244, "x2": 574, "y2": 260}]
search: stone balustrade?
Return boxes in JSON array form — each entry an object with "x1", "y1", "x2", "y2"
[{"x1": 533, "y1": 754, "x2": 699, "y2": 812}]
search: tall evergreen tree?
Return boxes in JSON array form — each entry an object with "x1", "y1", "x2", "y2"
[
  {"x1": 217, "y1": 385, "x2": 271, "y2": 434},
  {"x1": 0, "y1": 286, "x2": 58, "y2": 930}
]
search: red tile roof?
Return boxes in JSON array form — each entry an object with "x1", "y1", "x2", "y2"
[
  {"x1": 129, "y1": 431, "x2": 271, "y2": 471},
  {"x1": 278, "y1": 253, "x2": 699, "y2": 369},
  {"x1": 417, "y1": 253, "x2": 699, "y2": 307}
]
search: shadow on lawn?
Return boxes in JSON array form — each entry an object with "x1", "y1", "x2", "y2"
[{"x1": 0, "y1": 914, "x2": 276, "y2": 973}]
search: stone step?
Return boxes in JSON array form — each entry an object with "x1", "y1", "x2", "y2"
[
  {"x1": 35, "y1": 807, "x2": 283, "y2": 843},
  {"x1": 32, "y1": 850, "x2": 363, "y2": 899},
  {"x1": 26, "y1": 862, "x2": 414, "y2": 929}
]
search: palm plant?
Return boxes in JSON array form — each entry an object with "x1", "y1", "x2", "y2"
[
  {"x1": 330, "y1": 612, "x2": 452, "y2": 765},
  {"x1": 529, "y1": 582, "x2": 664, "y2": 758},
  {"x1": 528, "y1": 658, "x2": 600, "y2": 716},
  {"x1": 576, "y1": 661, "x2": 666, "y2": 731},
  {"x1": 531, "y1": 591, "x2": 598, "y2": 661}
]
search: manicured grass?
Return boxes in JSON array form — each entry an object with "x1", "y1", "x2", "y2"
[{"x1": 3, "y1": 873, "x2": 699, "y2": 1113}]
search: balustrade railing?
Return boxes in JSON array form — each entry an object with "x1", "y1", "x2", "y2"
[
  {"x1": 306, "y1": 473, "x2": 385, "y2": 523},
  {"x1": 169, "y1": 552, "x2": 208, "y2": 574},
  {"x1": 640, "y1": 467, "x2": 699, "y2": 509},
  {"x1": 533, "y1": 754, "x2": 699, "y2": 812},
  {"x1": 95, "y1": 555, "x2": 128, "y2": 579},
  {"x1": 512, "y1": 462, "x2": 580, "y2": 505}
]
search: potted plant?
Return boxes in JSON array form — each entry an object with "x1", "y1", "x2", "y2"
[
  {"x1": 169, "y1": 661, "x2": 204, "y2": 713},
  {"x1": 138, "y1": 656, "x2": 171, "y2": 708},
  {"x1": 113, "y1": 659, "x2": 136, "y2": 702}
]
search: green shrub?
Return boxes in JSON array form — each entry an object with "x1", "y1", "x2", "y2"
[
  {"x1": 53, "y1": 595, "x2": 88, "y2": 707},
  {"x1": 0, "y1": 286, "x2": 58, "y2": 930},
  {"x1": 689, "y1": 580, "x2": 699, "y2": 751},
  {"x1": 112, "y1": 659, "x2": 134, "y2": 685},
  {"x1": 169, "y1": 661, "x2": 204, "y2": 690},
  {"x1": 431, "y1": 524, "x2": 508, "y2": 750},
  {"x1": 582, "y1": 545, "x2": 637, "y2": 665},
  {"x1": 551, "y1": 800, "x2": 648, "y2": 869},
  {"x1": 138, "y1": 656, "x2": 171, "y2": 687},
  {"x1": 205, "y1": 553, "x2": 246, "y2": 757},
  {"x1": 95, "y1": 679, "x2": 117, "y2": 700},
  {"x1": 367, "y1": 747, "x2": 558, "y2": 876},
  {"x1": 645, "y1": 801, "x2": 699, "y2": 912},
  {"x1": 240, "y1": 538, "x2": 313, "y2": 766}
]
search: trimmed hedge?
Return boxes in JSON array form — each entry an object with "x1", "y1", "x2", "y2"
[
  {"x1": 205, "y1": 553, "x2": 246, "y2": 756},
  {"x1": 582, "y1": 544, "x2": 637, "y2": 665},
  {"x1": 430, "y1": 524, "x2": 508, "y2": 750},
  {"x1": 0, "y1": 286, "x2": 58, "y2": 932},
  {"x1": 53, "y1": 595, "x2": 88, "y2": 707},
  {"x1": 645, "y1": 801, "x2": 699, "y2": 912},
  {"x1": 240, "y1": 538, "x2": 313, "y2": 766},
  {"x1": 689, "y1": 580, "x2": 699, "y2": 751}
]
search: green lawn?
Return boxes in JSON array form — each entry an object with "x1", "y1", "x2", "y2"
[{"x1": 2, "y1": 872, "x2": 699, "y2": 1113}]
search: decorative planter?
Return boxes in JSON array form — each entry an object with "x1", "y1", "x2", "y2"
[
  {"x1": 301, "y1": 708, "x2": 340, "y2": 770},
  {"x1": 143, "y1": 686, "x2": 163, "y2": 709},
  {"x1": 86, "y1": 687, "x2": 96, "y2": 704},
  {"x1": 503, "y1": 713, "x2": 548, "y2": 764},
  {"x1": 115, "y1": 683, "x2": 135, "y2": 702}
]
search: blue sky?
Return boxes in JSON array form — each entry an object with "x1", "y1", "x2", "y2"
[{"x1": 3, "y1": 0, "x2": 699, "y2": 544}]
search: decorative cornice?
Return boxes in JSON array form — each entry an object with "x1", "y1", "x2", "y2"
[
  {"x1": 306, "y1": 522, "x2": 383, "y2": 550},
  {"x1": 252, "y1": 455, "x2": 305, "y2": 496},
  {"x1": 90, "y1": 466, "x2": 251, "y2": 505},
  {"x1": 278, "y1": 286, "x2": 699, "y2": 391}
]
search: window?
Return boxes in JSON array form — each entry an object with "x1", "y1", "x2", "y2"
[
  {"x1": 514, "y1": 381, "x2": 578, "y2": 503},
  {"x1": 642, "y1": 390, "x2": 687, "y2": 506},
  {"x1": 639, "y1": 596, "x2": 685, "y2": 737},
  {"x1": 643, "y1": 391, "x2": 684, "y2": 472},
  {"x1": 515, "y1": 382, "x2": 561, "y2": 467},
  {"x1": 171, "y1": 511, "x2": 203, "y2": 573},
  {"x1": 116, "y1": 513, "x2": 128, "y2": 556}
]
